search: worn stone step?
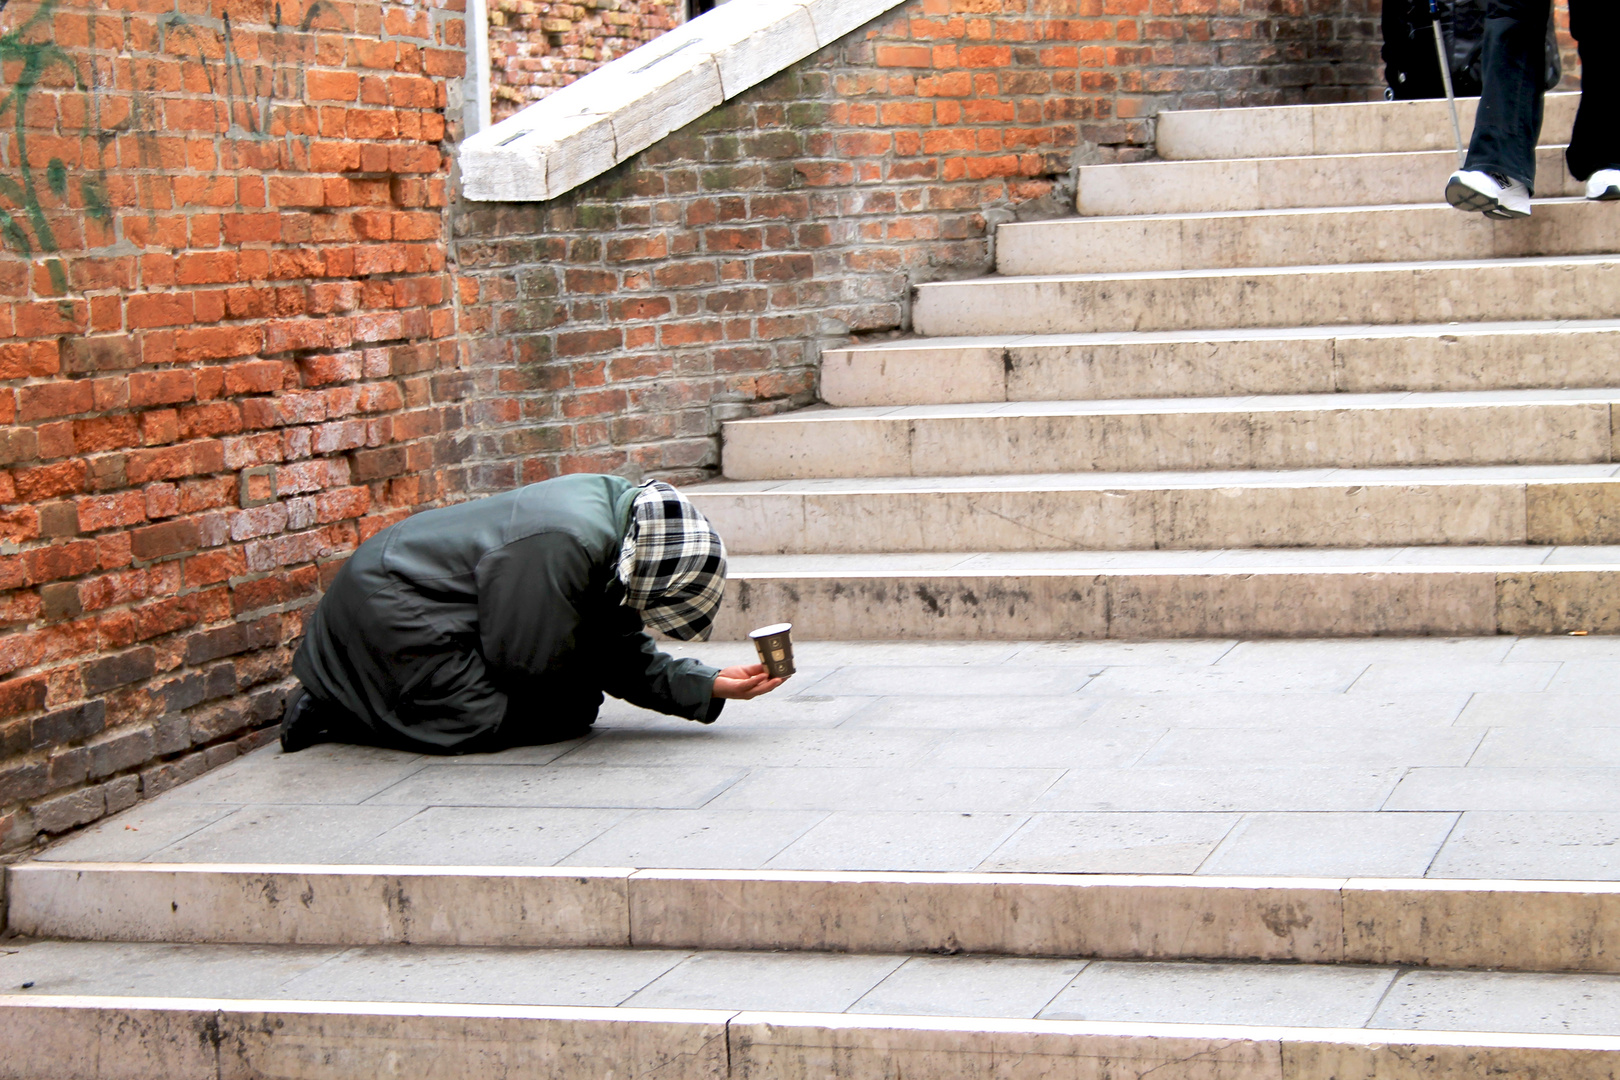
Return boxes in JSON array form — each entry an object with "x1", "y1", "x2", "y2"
[
  {"x1": 1155, "y1": 93, "x2": 1579, "y2": 161},
  {"x1": 997, "y1": 199, "x2": 1620, "y2": 277},
  {"x1": 909, "y1": 255, "x2": 1620, "y2": 337},
  {"x1": 820, "y1": 320, "x2": 1620, "y2": 407},
  {"x1": 16, "y1": 863, "x2": 1620, "y2": 972},
  {"x1": 720, "y1": 390, "x2": 1620, "y2": 481},
  {"x1": 687, "y1": 467, "x2": 1620, "y2": 555},
  {"x1": 14, "y1": 936, "x2": 1620, "y2": 1032},
  {"x1": 714, "y1": 548, "x2": 1620, "y2": 639},
  {"x1": 1078, "y1": 145, "x2": 1579, "y2": 216},
  {"x1": 5, "y1": 993, "x2": 1619, "y2": 1080}
]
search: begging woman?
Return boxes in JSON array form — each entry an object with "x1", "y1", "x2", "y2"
[{"x1": 279, "y1": 473, "x2": 783, "y2": 754}]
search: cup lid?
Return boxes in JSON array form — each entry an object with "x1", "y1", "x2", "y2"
[{"x1": 749, "y1": 623, "x2": 793, "y2": 638}]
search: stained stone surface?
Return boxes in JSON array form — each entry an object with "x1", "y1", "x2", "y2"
[
  {"x1": 8, "y1": 940, "x2": 1620, "y2": 1036},
  {"x1": 38, "y1": 636, "x2": 1620, "y2": 880}
]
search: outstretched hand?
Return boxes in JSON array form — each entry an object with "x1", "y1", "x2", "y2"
[{"x1": 712, "y1": 663, "x2": 787, "y2": 700}]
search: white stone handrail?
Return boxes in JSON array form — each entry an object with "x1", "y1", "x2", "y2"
[{"x1": 459, "y1": 0, "x2": 906, "y2": 202}]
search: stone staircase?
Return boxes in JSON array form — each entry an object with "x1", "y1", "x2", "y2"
[
  {"x1": 12, "y1": 862, "x2": 1620, "y2": 1077},
  {"x1": 6, "y1": 94, "x2": 1620, "y2": 1079},
  {"x1": 697, "y1": 91, "x2": 1620, "y2": 642}
]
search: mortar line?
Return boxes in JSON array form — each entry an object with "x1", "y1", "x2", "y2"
[
  {"x1": 1187, "y1": 813, "x2": 1244, "y2": 875},
  {"x1": 1375, "y1": 768, "x2": 1412, "y2": 811},
  {"x1": 1362, "y1": 963, "x2": 1409, "y2": 1029},
  {"x1": 1029, "y1": 957, "x2": 1090, "y2": 1021},
  {"x1": 1419, "y1": 811, "x2": 1466, "y2": 878}
]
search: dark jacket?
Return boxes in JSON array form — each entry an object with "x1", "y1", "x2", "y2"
[
  {"x1": 292, "y1": 474, "x2": 723, "y2": 753},
  {"x1": 1382, "y1": 0, "x2": 1560, "y2": 100}
]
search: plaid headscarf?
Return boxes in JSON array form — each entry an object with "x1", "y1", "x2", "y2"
[{"x1": 617, "y1": 481, "x2": 727, "y2": 641}]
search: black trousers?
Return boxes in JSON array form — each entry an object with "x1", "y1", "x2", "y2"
[{"x1": 1464, "y1": 0, "x2": 1617, "y2": 192}]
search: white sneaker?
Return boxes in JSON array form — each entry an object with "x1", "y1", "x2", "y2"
[
  {"x1": 1587, "y1": 169, "x2": 1620, "y2": 201},
  {"x1": 1446, "y1": 170, "x2": 1532, "y2": 218}
]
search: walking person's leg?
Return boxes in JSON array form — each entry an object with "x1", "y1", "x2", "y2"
[
  {"x1": 1448, "y1": 0, "x2": 1551, "y2": 217},
  {"x1": 1565, "y1": 0, "x2": 1620, "y2": 198}
]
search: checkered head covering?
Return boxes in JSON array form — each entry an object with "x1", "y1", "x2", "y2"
[{"x1": 617, "y1": 481, "x2": 727, "y2": 641}]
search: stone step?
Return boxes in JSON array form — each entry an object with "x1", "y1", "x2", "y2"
[
  {"x1": 1080, "y1": 141, "x2": 1583, "y2": 217},
  {"x1": 1077, "y1": 145, "x2": 1577, "y2": 217},
  {"x1": 6, "y1": 993, "x2": 1618, "y2": 1080},
  {"x1": 713, "y1": 549, "x2": 1620, "y2": 640},
  {"x1": 15, "y1": 863, "x2": 1620, "y2": 971},
  {"x1": 997, "y1": 199, "x2": 1620, "y2": 277},
  {"x1": 720, "y1": 390, "x2": 1620, "y2": 481},
  {"x1": 820, "y1": 320, "x2": 1620, "y2": 407},
  {"x1": 909, "y1": 255, "x2": 1620, "y2": 337},
  {"x1": 688, "y1": 466, "x2": 1620, "y2": 555},
  {"x1": 1155, "y1": 92, "x2": 1579, "y2": 161},
  {"x1": 13, "y1": 941, "x2": 1620, "y2": 1044}
]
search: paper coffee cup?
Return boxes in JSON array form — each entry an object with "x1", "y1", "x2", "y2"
[{"x1": 748, "y1": 622, "x2": 795, "y2": 678}]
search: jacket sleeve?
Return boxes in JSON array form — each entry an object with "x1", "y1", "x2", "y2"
[
  {"x1": 594, "y1": 602, "x2": 725, "y2": 723},
  {"x1": 476, "y1": 530, "x2": 724, "y2": 723},
  {"x1": 474, "y1": 531, "x2": 593, "y2": 677}
]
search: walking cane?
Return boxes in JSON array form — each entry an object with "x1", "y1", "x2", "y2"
[{"x1": 1430, "y1": 0, "x2": 1468, "y2": 166}]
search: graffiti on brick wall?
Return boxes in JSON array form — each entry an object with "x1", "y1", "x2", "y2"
[
  {"x1": 0, "y1": 0, "x2": 346, "y2": 292},
  {"x1": 0, "y1": 0, "x2": 111, "y2": 296}
]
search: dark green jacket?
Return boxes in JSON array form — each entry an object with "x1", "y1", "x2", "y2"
[{"x1": 292, "y1": 474, "x2": 722, "y2": 753}]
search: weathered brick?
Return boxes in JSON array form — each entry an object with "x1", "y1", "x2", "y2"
[
  {"x1": 88, "y1": 725, "x2": 157, "y2": 780},
  {"x1": 350, "y1": 446, "x2": 408, "y2": 481},
  {"x1": 154, "y1": 713, "x2": 192, "y2": 757},
  {"x1": 141, "y1": 749, "x2": 209, "y2": 797},
  {"x1": 0, "y1": 760, "x2": 50, "y2": 806},
  {"x1": 38, "y1": 502, "x2": 79, "y2": 538},
  {"x1": 184, "y1": 616, "x2": 280, "y2": 666},
  {"x1": 129, "y1": 520, "x2": 201, "y2": 560},
  {"x1": 105, "y1": 774, "x2": 141, "y2": 814},
  {"x1": 31, "y1": 700, "x2": 107, "y2": 749},
  {"x1": 48, "y1": 746, "x2": 90, "y2": 789},
  {"x1": 189, "y1": 698, "x2": 250, "y2": 744},
  {"x1": 32, "y1": 785, "x2": 106, "y2": 834},
  {"x1": 0, "y1": 676, "x2": 49, "y2": 720},
  {"x1": 83, "y1": 647, "x2": 157, "y2": 694}
]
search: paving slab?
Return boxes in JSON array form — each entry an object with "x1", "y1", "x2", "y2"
[
  {"x1": 31, "y1": 637, "x2": 1620, "y2": 880},
  {"x1": 354, "y1": 806, "x2": 635, "y2": 866},
  {"x1": 1372, "y1": 968, "x2": 1620, "y2": 1035},
  {"x1": 1196, "y1": 812, "x2": 1460, "y2": 878},
  {"x1": 1425, "y1": 813, "x2": 1620, "y2": 879},
  {"x1": 849, "y1": 956, "x2": 1089, "y2": 1018},
  {"x1": 557, "y1": 809, "x2": 827, "y2": 869},
  {"x1": 761, "y1": 810, "x2": 1028, "y2": 872},
  {"x1": 1039, "y1": 959, "x2": 1396, "y2": 1027}
]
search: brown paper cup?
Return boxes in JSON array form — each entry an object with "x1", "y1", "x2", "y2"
[{"x1": 748, "y1": 622, "x2": 796, "y2": 679}]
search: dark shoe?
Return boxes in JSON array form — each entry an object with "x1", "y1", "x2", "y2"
[{"x1": 279, "y1": 687, "x2": 330, "y2": 753}]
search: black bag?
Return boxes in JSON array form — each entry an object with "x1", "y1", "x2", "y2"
[{"x1": 1383, "y1": 0, "x2": 1562, "y2": 101}]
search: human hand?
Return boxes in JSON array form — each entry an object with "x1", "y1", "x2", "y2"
[{"x1": 712, "y1": 663, "x2": 787, "y2": 700}]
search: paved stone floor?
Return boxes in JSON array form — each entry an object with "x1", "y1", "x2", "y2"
[
  {"x1": 39, "y1": 636, "x2": 1620, "y2": 879},
  {"x1": 8, "y1": 939, "x2": 1620, "y2": 1034}
]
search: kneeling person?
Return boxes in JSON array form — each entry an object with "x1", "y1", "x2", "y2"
[{"x1": 281, "y1": 473, "x2": 781, "y2": 754}]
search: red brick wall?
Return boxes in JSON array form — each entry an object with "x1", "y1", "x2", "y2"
[
  {"x1": 1553, "y1": 0, "x2": 1578, "y2": 90},
  {"x1": 1067, "y1": 0, "x2": 1382, "y2": 162},
  {"x1": 0, "y1": 0, "x2": 465, "y2": 856},
  {"x1": 452, "y1": 0, "x2": 1387, "y2": 486},
  {"x1": 488, "y1": 0, "x2": 683, "y2": 123}
]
